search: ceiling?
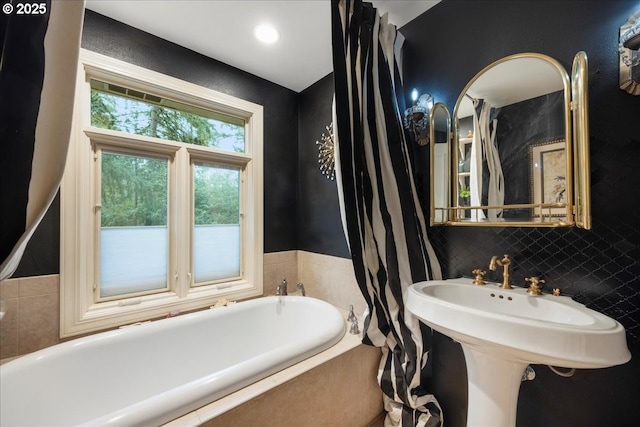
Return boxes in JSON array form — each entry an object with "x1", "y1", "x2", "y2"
[
  {"x1": 457, "y1": 56, "x2": 568, "y2": 118},
  {"x1": 85, "y1": 0, "x2": 441, "y2": 92}
]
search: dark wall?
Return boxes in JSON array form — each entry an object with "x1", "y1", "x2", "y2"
[
  {"x1": 400, "y1": 1, "x2": 640, "y2": 426},
  {"x1": 496, "y1": 91, "x2": 565, "y2": 210},
  {"x1": 10, "y1": 3, "x2": 640, "y2": 424},
  {"x1": 11, "y1": 196, "x2": 60, "y2": 276},
  {"x1": 80, "y1": 11, "x2": 300, "y2": 255},
  {"x1": 292, "y1": 1, "x2": 640, "y2": 426},
  {"x1": 13, "y1": 10, "x2": 299, "y2": 276},
  {"x1": 298, "y1": 73, "x2": 350, "y2": 257}
]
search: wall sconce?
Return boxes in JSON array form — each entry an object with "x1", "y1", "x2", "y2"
[
  {"x1": 619, "y1": 9, "x2": 640, "y2": 95},
  {"x1": 404, "y1": 89, "x2": 433, "y2": 146}
]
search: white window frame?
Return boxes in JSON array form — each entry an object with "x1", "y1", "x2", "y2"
[{"x1": 60, "y1": 49, "x2": 263, "y2": 337}]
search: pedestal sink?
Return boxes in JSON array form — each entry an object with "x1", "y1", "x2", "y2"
[{"x1": 407, "y1": 278, "x2": 631, "y2": 427}]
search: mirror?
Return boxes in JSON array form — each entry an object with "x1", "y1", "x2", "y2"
[
  {"x1": 430, "y1": 52, "x2": 591, "y2": 228},
  {"x1": 430, "y1": 102, "x2": 450, "y2": 225}
]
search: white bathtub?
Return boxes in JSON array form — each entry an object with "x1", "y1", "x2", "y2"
[{"x1": 0, "y1": 296, "x2": 346, "y2": 427}]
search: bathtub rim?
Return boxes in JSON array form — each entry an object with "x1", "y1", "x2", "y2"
[{"x1": 0, "y1": 295, "x2": 342, "y2": 367}]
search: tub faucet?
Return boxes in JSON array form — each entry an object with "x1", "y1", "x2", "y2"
[
  {"x1": 276, "y1": 278, "x2": 288, "y2": 296},
  {"x1": 489, "y1": 254, "x2": 513, "y2": 289}
]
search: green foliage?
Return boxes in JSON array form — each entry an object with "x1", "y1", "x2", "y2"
[
  {"x1": 91, "y1": 91, "x2": 117, "y2": 129},
  {"x1": 101, "y1": 153, "x2": 168, "y2": 227},
  {"x1": 90, "y1": 89, "x2": 244, "y2": 150},
  {"x1": 194, "y1": 166, "x2": 240, "y2": 225},
  {"x1": 92, "y1": 89, "x2": 242, "y2": 227}
]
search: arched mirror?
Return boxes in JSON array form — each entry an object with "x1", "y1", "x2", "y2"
[
  {"x1": 430, "y1": 102, "x2": 450, "y2": 225},
  {"x1": 430, "y1": 52, "x2": 591, "y2": 228}
]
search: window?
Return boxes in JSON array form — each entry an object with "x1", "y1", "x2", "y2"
[
  {"x1": 61, "y1": 50, "x2": 263, "y2": 337},
  {"x1": 98, "y1": 150, "x2": 170, "y2": 298}
]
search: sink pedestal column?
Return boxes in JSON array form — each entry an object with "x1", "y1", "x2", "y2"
[{"x1": 461, "y1": 344, "x2": 528, "y2": 427}]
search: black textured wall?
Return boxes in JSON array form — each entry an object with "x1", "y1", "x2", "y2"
[
  {"x1": 401, "y1": 1, "x2": 640, "y2": 426},
  {"x1": 298, "y1": 73, "x2": 350, "y2": 257},
  {"x1": 496, "y1": 92, "x2": 565, "y2": 211},
  {"x1": 12, "y1": 10, "x2": 299, "y2": 276},
  {"x1": 296, "y1": 1, "x2": 640, "y2": 426}
]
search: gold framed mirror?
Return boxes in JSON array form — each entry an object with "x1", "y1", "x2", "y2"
[
  {"x1": 572, "y1": 52, "x2": 591, "y2": 229},
  {"x1": 430, "y1": 52, "x2": 591, "y2": 228}
]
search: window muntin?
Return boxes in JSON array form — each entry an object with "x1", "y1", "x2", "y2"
[
  {"x1": 90, "y1": 80, "x2": 246, "y2": 152},
  {"x1": 98, "y1": 150, "x2": 170, "y2": 299}
]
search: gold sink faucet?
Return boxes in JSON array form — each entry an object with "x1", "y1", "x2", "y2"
[{"x1": 489, "y1": 254, "x2": 513, "y2": 289}]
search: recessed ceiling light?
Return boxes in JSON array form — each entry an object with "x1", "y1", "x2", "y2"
[{"x1": 254, "y1": 24, "x2": 279, "y2": 44}]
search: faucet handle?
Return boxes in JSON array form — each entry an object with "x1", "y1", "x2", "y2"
[
  {"x1": 347, "y1": 304, "x2": 357, "y2": 322},
  {"x1": 525, "y1": 277, "x2": 545, "y2": 296},
  {"x1": 296, "y1": 282, "x2": 306, "y2": 296},
  {"x1": 472, "y1": 269, "x2": 487, "y2": 285},
  {"x1": 349, "y1": 318, "x2": 360, "y2": 334}
]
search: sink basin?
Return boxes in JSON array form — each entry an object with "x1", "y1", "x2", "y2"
[
  {"x1": 407, "y1": 278, "x2": 631, "y2": 427},
  {"x1": 408, "y1": 278, "x2": 630, "y2": 369}
]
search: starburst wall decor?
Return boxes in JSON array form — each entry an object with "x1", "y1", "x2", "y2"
[{"x1": 316, "y1": 122, "x2": 335, "y2": 180}]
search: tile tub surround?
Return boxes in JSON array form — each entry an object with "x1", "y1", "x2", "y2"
[
  {"x1": 0, "y1": 274, "x2": 60, "y2": 360},
  {"x1": 1, "y1": 251, "x2": 364, "y2": 360},
  {"x1": 263, "y1": 251, "x2": 300, "y2": 296},
  {"x1": 198, "y1": 344, "x2": 383, "y2": 427},
  {"x1": 165, "y1": 311, "x2": 383, "y2": 427},
  {"x1": 0, "y1": 296, "x2": 383, "y2": 426},
  {"x1": 263, "y1": 251, "x2": 366, "y2": 315},
  {"x1": 297, "y1": 251, "x2": 366, "y2": 315},
  {"x1": 0, "y1": 254, "x2": 381, "y2": 424}
]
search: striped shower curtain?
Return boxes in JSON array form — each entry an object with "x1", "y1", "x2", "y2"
[
  {"x1": 0, "y1": 0, "x2": 84, "y2": 280},
  {"x1": 331, "y1": 1, "x2": 443, "y2": 426}
]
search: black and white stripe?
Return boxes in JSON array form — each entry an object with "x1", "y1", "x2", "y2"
[
  {"x1": 331, "y1": 1, "x2": 443, "y2": 425},
  {"x1": 0, "y1": 0, "x2": 84, "y2": 280}
]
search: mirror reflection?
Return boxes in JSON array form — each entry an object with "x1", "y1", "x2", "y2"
[
  {"x1": 430, "y1": 102, "x2": 450, "y2": 225},
  {"x1": 452, "y1": 54, "x2": 572, "y2": 224}
]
